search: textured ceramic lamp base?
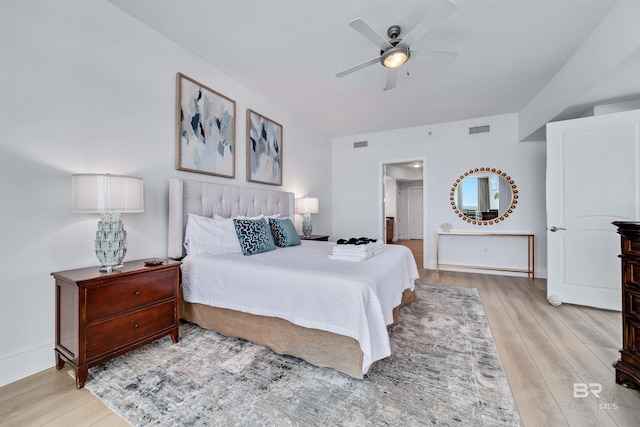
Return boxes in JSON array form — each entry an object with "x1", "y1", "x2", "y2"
[
  {"x1": 302, "y1": 214, "x2": 313, "y2": 238},
  {"x1": 95, "y1": 212, "x2": 126, "y2": 271}
]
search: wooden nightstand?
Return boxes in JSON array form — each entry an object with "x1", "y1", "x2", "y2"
[
  {"x1": 51, "y1": 259, "x2": 181, "y2": 388},
  {"x1": 300, "y1": 235, "x2": 330, "y2": 241}
]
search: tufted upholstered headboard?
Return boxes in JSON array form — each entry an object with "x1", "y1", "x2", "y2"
[{"x1": 168, "y1": 178, "x2": 295, "y2": 259}]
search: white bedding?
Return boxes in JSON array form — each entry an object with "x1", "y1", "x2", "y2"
[{"x1": 181, "y1": 240, "x2": 419, "y2": 374}]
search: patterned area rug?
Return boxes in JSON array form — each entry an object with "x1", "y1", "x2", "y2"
[{"x1": 86, "y1": 284, "x2": 522, "y2": 426}]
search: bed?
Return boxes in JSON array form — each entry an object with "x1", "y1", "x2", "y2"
[{"x1": 168, "y1": 178, "x2": 419, "y2": 378}]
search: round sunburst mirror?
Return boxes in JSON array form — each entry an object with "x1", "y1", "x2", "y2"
[{"x1": 450, "y1": 167, "x2": 518, "y2": 226}]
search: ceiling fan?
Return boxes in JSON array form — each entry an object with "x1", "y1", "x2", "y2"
[{"x1": 335, "y1": 0, "x2": 458, "y2": 91}]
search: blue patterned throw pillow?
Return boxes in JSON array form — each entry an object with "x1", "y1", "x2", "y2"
[
  {"x1": 269, "y1": 218, "x2": 301, "y2": 247},
  {"x1": 233, "y1": 218, "x2": 276, "y2": 255}
]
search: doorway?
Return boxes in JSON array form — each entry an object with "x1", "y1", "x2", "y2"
[{"x1": 381, "y1": 158, "x2": 427, "y2": 269}]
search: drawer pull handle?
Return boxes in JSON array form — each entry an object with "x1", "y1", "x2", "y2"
[
  {"x1": 133, "y1": 291, "x2": 141, "y2": 296},
  {"x1": 134, "y1": 324, "x2": 140, "y2": 328}
]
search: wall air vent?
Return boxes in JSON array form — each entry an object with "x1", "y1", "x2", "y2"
[
  {"x1": 353, "y1": 140, "x2": 368, "y2": 148},
  {"x1": 469, "y1": 125, "x2": 490, "y2": 135}
]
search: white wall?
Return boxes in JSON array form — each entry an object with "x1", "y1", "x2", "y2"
[
  {"x1": 332, "y1": 113, "x2": 547, "y2": 277},
  {"x1": 0, "y1": 0, "x2": 332, "y2": 386}
]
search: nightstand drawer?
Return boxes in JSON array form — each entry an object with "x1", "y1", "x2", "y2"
[
  {"x1": 86, "y1": 300, "x2": 175, "y2": 359},
  {"x1": 86, "y1": 269, "x2": 176, "y2": 321}
]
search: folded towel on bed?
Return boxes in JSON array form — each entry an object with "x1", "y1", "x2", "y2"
[{"x1": 329, "y1": 239, "x2": 384, "y2": 261}]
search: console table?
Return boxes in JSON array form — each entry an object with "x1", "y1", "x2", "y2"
[{"x1": 435, "y1": 231, "x2": 535, "y2": 279}]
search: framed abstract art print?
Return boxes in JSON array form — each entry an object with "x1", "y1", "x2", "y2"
[
  {"x1": 246, "y1": 109, "x2": 283, "y2": 186},
  {"x1": 176, "y1": 73, "x2": 236, "y2": 178}
]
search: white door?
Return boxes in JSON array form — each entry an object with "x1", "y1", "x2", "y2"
[
  {"x1": 408, "y1": 187, "x2": 423, "y2": 239},
  {"x1": 546, "y1": 109, "x2": 640, "y2": 310}
]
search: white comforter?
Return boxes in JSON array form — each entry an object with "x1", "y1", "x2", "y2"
[{"x1": 181, "y1": 240, "x2": 419, "y2": 374}]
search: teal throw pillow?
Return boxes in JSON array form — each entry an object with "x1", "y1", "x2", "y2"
[
  {"x1": 269, "y1": 218, "x2": 301, "y2": 247},
  {"x1": 233, "y1": 218, "x2": 276, "y2": 255}
]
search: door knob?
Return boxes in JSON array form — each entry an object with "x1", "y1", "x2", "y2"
[{"x1": 549, "y1": 226, "x2": 566, "y2": 232}]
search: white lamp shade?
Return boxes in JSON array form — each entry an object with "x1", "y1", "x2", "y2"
[
  {"x1": 295, "y1": 197, "x2": 319, "y2": 214},
  {"x1": 72, "y1": 174, "x2": 144, "y2": 213}
]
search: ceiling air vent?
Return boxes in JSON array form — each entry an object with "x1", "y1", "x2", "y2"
[
  {"x1": 353, "y1": 140, "x2": 368, "y2": 148},
  {"x1": 469, "y1": 125, "x2": 490, "y2": 135}
]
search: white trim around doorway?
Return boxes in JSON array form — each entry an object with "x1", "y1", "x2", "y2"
[{"x1": 379, "y1": 156, "x2": 428, "y2": 269}]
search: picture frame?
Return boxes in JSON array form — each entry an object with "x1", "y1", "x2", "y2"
[
  {"x1": 176, "y1": 72, "x2": 236, "y2": 178},
  {"x1": 246, "y1": 109, "x2": 283, "y2": 186}
]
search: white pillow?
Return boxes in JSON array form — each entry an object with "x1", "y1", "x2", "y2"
[
  {"x1": 184, "y1": 213, "x2": 242, "y2": 255},
  {"x1": 214, "y1": 214, "x2": 279, "y2": 220},
  {"x1": 214, "y1": 214, "x2": 245, "y2": 220}
]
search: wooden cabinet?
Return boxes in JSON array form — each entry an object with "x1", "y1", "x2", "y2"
[
  {"x1": 52, "y1": 259, "x2": 181, "y2": 388},
  {"x1": 613, "y1": 221, "x2": 640, "y2": 389},
  {"x1": 386, "y1": 218, "x2": 394, "y2": 243}
]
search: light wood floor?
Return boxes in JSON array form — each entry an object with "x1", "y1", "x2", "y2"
[
  {"x1": 393, "y1": 239, "x2": 424, "y2": 273},
  {"x1": 2, "y1": 268, "x2": 640, "y2": 426},
  {"x1": 419, "y1": 270, "x2": 640, "y2": 427}
]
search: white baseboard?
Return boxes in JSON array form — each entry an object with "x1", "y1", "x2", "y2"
[{"x1": 0, "y1": 341, "x2": 55, "y2": 387}]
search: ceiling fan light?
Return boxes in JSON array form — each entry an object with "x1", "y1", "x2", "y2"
[{"x1": 381, "y1": 47, "x2": 409, "y2": 68}]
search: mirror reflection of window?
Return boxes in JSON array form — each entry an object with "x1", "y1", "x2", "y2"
[
  {"x1": 450, "y1": 168, "x2": 517, "y2": 225},
  {"x1": 458, "y1": 176, "x2": 499, "y2": 219}
]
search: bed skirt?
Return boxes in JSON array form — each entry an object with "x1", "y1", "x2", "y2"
[{"x1": 179, "y1": 288, "x2": 417, "y2": 379}]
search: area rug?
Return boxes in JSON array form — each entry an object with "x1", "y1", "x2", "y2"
[{"x1": 85, "y1": 284, "x2": 522, "y2": 426}]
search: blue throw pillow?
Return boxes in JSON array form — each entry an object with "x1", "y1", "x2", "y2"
[
  {"x1": 269, "y1": 218, "x2": 301, "y2": 247},
  {"x1": 233, "y1": 218, "x2": 276, "y2": 255}
]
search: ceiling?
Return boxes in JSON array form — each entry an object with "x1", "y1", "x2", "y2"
[
  {"x1": 386, "y1": 162, "x2": 423, "y2": 182},
  {"x1": 108, "y1": 0, "x2": 638, "y2": 138}
]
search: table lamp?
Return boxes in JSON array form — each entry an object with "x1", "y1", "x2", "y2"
[
  {"x1": 72, "y1": 173, "x2": 144, "y2": 271},
  {"x1": 295, "y1": 196, "x2": 319, "y2": 238}
]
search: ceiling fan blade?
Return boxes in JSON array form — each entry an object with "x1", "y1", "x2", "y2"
[
  {"x1": 400, "y1": 0, "x2": 457, "y2": 47},
  {"x1": 410, "y1": 50, "x2": 458, "y2": 64},
  {"x1": 349, "y1": 18, "x2": 393, "y2": 50},
  {"x1": 384, "y1": 68, "x2": 399, "y2": 91},
  {"x1": 335, "y1": 56, "x2": 380, "y2": 78}
]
